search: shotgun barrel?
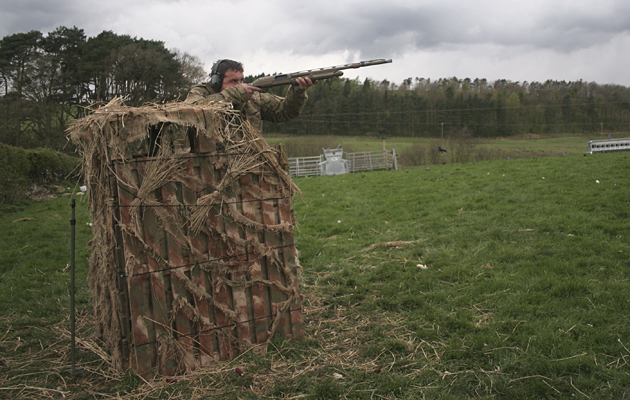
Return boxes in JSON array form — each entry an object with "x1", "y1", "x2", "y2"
[{"x1": 251, "y1": 59, "x2": 393, "y2": 88}]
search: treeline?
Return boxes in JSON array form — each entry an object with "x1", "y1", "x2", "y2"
[
  {"x1": 0, "y1": 27, "x2": 207, "y2": 150},
  {"x1": 263, "y1": 76, "x2": 630, "y2": 138},
  {"x1": 3, "y1": 26, "x2": 630, "y2": 151}
]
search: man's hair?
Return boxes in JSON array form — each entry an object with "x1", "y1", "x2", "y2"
[{"x1": 215, "y1": 59, "x2": 243, "y2": 77}]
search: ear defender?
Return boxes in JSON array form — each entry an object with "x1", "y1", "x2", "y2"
[{"x1": 209, "y1": 59, "x2": 225, "y2": 92}]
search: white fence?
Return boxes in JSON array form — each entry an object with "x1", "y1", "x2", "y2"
[
  {"x1": 587, "y1": 138, "x2": 630, "y2": 154},
  {"x1": 288, "y1": 155, "x2": 324, "y2": 177},
  {"x1": 346, "y1": 149, "x2": 397, "y2": 173},
  {"x1": 288, "y1": 149, "x2": 397, "y2": 178}
]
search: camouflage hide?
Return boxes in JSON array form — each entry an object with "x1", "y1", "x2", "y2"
[{"x1": 69, "y1": 98, "x2": 304, "y2": 376}]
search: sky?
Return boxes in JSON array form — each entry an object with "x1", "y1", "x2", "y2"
[{"x1": 1, "y1": 0, "x2": 630, "y2": 87}]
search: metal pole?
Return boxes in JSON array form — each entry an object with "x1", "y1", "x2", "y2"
[
  {"x1": 382, "y1": 138, "x2": 386, "y2": 168},
  {"x1": 70, "y1": 199, "x2": 76, "y2": 374},
  {"x1": 441, "y1": 123, "x2": 444, "y2": 139},
  {"x1": 392, "y1": 148, "x2": 398, "y2": 170}
]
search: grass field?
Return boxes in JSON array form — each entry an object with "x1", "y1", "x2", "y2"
[
  {"x1": 265, "y1": 132, "x2": 624, "y2": 158},
  {"x1": 1, "y1": 147, "x2": 629, "y2": 398}
]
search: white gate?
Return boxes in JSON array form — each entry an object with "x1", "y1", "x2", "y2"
[{"x1": 288, "y1": 149, "x2": 397, "y2": 178}]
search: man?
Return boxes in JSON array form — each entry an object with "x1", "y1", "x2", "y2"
[{"x1": 185, "y1": 59, "x2": 314, "y2": 135}]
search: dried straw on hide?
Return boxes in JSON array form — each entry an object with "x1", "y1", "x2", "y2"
[{"x1": 70, "y1": 98, "x2": 304, "y2": 375}]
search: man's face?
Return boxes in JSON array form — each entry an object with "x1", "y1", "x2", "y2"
[{"x1": 221, "y1": 69, "x2": 244, "y2": 91}]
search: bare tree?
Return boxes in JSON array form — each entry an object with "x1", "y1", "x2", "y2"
[{"x1": 173, "y1": 49, "x2": 207, "y2": 98}]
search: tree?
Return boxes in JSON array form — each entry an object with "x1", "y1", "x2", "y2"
[
  {"x1": 79, "y1": 31, "x2": 135, "y2": 103},
  {"x1": 27, "y1": 26, "x2": 87, "y2": 148},
  {"x1": 0, "y1": 30, "x2": 42, "y2": 146},
  {"x1": 173, "y1": 50, "x2": 207, "y2": 99},
  {"x1": 41, "y1": 26, "x2": 86, "y2": 109},
  {"x1": 79, "y1": 32, "x2": 186, "y2": 105}
]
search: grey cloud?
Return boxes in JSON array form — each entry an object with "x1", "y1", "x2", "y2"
[
  {"x1": 1, "y1": 0, "x2": 630, "y2": 86},
  {"x1": 254, "y1": 4, "x2": 445, "y2": 58},
  {"x1": 257, "y1": 1, "x2": 630, "y2": 58},
  {"x1": 3, "y1": 0, "x2": 629, "y2": 56},
  {"x1": 0, "y1": 0, "x2": 81, "y2": 37}
]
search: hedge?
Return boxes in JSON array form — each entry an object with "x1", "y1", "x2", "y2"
[{"x1": 0, "y1": 143, "x2": 80, "y2": 205}]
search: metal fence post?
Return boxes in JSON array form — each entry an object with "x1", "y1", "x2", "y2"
[{"x1": 70, "y1": 199, "x2": 77, "y2": 375}]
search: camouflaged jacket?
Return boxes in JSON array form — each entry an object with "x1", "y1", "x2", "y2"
[{"x1": 184, "y1": 83, "x2": 308, "y2": 134}]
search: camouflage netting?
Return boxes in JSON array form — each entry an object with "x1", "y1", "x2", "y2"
[{"x1": 69, "y1": 98, "x2": 304, "y2": 376}]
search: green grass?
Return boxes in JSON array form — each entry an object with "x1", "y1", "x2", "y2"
[
  {"x1": 290, "y1": 151, "x2": 630, "y2": 398},
  {"x1": 475, "y1": 134, "x2": 600, "y2": 158},
  {"x1": 1, "y1": 151, "x2": 630, "y2": 398},
  {"x1": 265, "y1": 134, "x2": 421, "y2": 154},
  {"x1": 265, "y1": 132, "x2": 623, "y2": 157},
  {"x1": 0, "y1": 194, "x2": 96, "y2": 398},
  {"x1": 0, "y1": 195, "x2": 92, "y2": 319}
]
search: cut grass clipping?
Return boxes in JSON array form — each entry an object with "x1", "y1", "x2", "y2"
[{"x1": 1, "y1": 152, "x2": 629, "y2": 398}]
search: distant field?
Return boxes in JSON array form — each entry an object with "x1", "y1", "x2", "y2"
[{"x1": 265, "y1": 132, "x2": 627, "y2": 158}]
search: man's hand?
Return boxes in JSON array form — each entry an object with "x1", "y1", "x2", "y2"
[
  {"x1": 295, "y1": 77, "x2": 316, "y2": 90},
  {"x1": 240, "y1": 83, "x2": 262, "y2": 99}
]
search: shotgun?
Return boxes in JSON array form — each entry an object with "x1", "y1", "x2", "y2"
[{"x1": 251, "y1": 59, "x2": 393, "y2": 88}]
